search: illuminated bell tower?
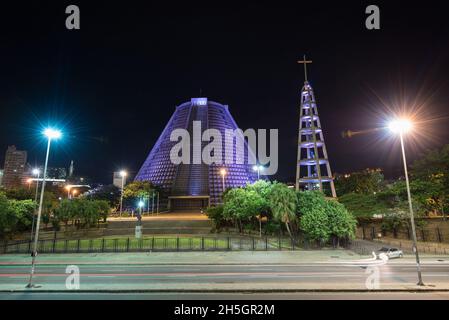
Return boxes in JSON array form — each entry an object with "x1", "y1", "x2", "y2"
[{"x1": 295, "y1": 56, "x2": 336, "y2": 197}]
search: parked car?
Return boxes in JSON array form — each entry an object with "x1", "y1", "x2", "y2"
[{"x1": 376, "y1": 247, "x2": 403, "y2": 260}]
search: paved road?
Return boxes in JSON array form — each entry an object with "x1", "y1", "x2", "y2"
[
  {"x1": 2, "y1": 291, "x2": 449, "y2": 300},
  {"x1": 1, "y1": 260, "x2": 449, "y2": 293}
]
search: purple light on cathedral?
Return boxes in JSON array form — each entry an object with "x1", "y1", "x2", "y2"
[{"x1": 135, "y1": 98, "x2": 259, "y2": 209}]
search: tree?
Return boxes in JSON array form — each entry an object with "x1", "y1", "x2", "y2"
[
  {"x1": 0, "y1": 192, "x2": 36, "y2": 238},
  {"x1": 268, "y1": 183, "x2": 297, "y2": 240},
  {"x1": 223, "y1": 187, "x2": 264, "y2": 233},
  {"x1": 123, "y1": 181, "x2": 158, "y2": 210},
  {"x1": 3, "y1": 187, "x2": 33, "y2": 201},
  {"x1": 95, "y1": 200, "x2": 111, "y2": 223},
  {"x1": 334, "y1": 168, "x2": 385, "y2": 195},
  {"x1": 325, "y1": 199, "x2": 357, "y2": 245},
  {"x1": 206, "y1": 205, "x2": 225, "y2": 231},
  {"x1": 245, "y1": 180, "x2": 272, "y2": 235},
  {"x1": 410, "y1": 144, "x2": 449, "y2": 218},
  {"x1": 297, "y1": 191, "x2": 330, "y2": 242},
  {"x1": 338, "y1": 192, "x2": 389, "y2": 218},
  {"x1": 85, "y1": 184, "x2": 121, "y2": 208},
  {"x1": 297, "y1": 191, "x2": 356, "y2": 245},
  {"x1": 54, "y1": 199, "x2": 75, "y2": 227}
]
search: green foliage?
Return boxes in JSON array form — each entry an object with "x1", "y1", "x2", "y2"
[
  {"x1": 245, "y1": 180, "x2": 272, "y2": 216},
  {"x1": 85, "y1": 185, "x2": 121, "y2": 207},
  {"x1": 223, "y1": 187, "x2": 264, "y2": 221},
  {"x1": 54, "y1": 198, "x2": 111, "y2": 228},
  {"x1": 206, "y1": 205, "x2": 225, "y2": 230},
  {"x1": 3, "y1": 187, "x2": 34, "y2": 200},
  {"x1": 297, "y1": 191, "x2": 356, "y2": 242},
  {"x1": 123, "y1": 181, "x2": 156, "y2": 199},
  {"x1": 325, "y1": 200, "x2": 356, "y2": 239},
  {"x1": 268, "y1": 183, "x2": 296, "y2": 239},
  {"x1": 335, "y1": 169, "x2": 384, "y2": 195},
  {"x1": 297, "y1": 191, "x2": 330, "y2": 241},
  {"x1": 338, "y1": 192, "x2": 389, "y2": 217},
  {"x1": 268, "y1": 183, "x2": 296, "y2": 224},
  {"x1": 0, "y1": 192, "x2": 36, "y2": 238}
]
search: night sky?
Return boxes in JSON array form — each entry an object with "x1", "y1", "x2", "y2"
[{"x1": 1, "y1": 1, "x2": 449, "y2": 184}]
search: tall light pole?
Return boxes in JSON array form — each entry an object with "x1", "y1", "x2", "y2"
[
  {"x1": 27, "y1": 128, "x2": 61, "y2": 288},
  {"x1": 220, "y1": 168, "x2": 227, "y2": 193},
  {"x1": 252, "y1": 165, "x2": 264, "y2": 180},
  {"x1": 30, "y1": 168, "x2": 40, "y2": 242},
  {"x1": 119, "y1": 170, "x2": 127, "y2": 218},
  {"x1": 65, "y1": 185, "x2": 72, "y2": 199},
  {"x1": 388, "y1": 119, "x2": 424, "y2": 286},
  {"x1": 220, "y1": 168, "x2": 227, "y2": 202}
]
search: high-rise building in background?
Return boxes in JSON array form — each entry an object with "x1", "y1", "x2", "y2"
[
  {"x1": 295, "y1": 57, "x2": 336, "y2": 197},
  {"x1": 2, "y1": 145, "x2": 27, "y2": 189},
  {"x1": 135, "y1": 97, "x2": 258, "y2": 210},
  {"x1": 69, "y1": 160, "x2": 74, "y2": 177}
]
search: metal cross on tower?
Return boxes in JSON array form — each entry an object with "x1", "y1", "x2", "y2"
[{"x1": 295, "y1": 56, "x2": 337, "y2": 197}]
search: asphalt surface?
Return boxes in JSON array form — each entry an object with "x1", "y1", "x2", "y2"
[
  {"x1": 1, "y1": 261, "x2": 449, "y2": 293},
  {"x1": 2, "y1": 291, "x2": 449, "y2": 300}
]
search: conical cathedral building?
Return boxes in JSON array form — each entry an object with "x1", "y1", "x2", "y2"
[{"x1": 135, "y1": 98, "x2": 258, "y2": 210}]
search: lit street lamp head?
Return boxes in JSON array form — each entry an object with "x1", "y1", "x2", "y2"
[
  {"x1": 219, "y1": 168, "x2": 227, "y2": 176},
  {"x1": 32, "y1": 168, "x2": 40, "y2": 176},
  {"x1": 138, "y1": 201, "x2": 144, "y2": 208},
  {"x1": 43, "y1": 128, "x2": 62, "y2": 139},
  {"x1": 388, "y1": 119, "x2": 413, "y2": 134},
  {"x1": 120, "y1": 170, "x2": 127, "y2": 177}
]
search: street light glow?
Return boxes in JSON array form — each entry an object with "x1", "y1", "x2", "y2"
[
  {"x1": 388, "y1": 119, "x2": 413, "y2": 134},
  {"x1": 43, "y1": 128, "x2": 62, "y2": 139},
  {"x1": 220, "y1": 168, "x2": 227, "y2": 176},
  {"x1": 32, "y1": 168, "x2": 40, "y2": 176},
  {"x1": 120, "y1": 170, "x2": 127, "y2": 177},
  {"x1": 138, "y1": 200, "x2": 144, "y2": 208}
]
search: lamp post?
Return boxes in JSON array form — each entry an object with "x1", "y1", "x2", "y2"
[
  {"x1": 219, "y1": 168, "x2": 227, "y2": 193},
  {"x1": 252, "y1": 165, "x2": 264, "y2": 180},
  {"x1": 66, "y1": 185, "x2": 72, "y2": 199},
  {"x1": 27, "y1": 128, "x2": 61, "y2": 288},
  {"x1": 30, "y1": 168, "x2": 40, "y2": 242},
  {"x1": 119, "y1": 170, "x2": 127, "y2": 218},
  {"x1": 138, "y1": 200, "x2": 144, "y2": 215},
  {"x1": 388, "y1": 119, "x2": 424, "y2": 286}
]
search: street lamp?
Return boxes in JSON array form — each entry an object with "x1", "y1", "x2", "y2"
[
  {"x1": 27, "y1": 128, "x2": 61, "y2": 288},
  {"x1": 138, "y1": 200, "x2": 144, "y2": 217},
  {"x1": 65, "y1": 185, "x2": 72, "y2": 199},
  {"x1": 252, "y1": 165, "x2": 264, "y2": 180},
  {"x1": 119, "y1": 170, "x2": 127, "y2": 218},
  {"x1": 30, "y1": 168, "x2": 40, "y2": 242},
  {"x1": 388, "y1": 118, "x2": 424, "y2": 286},
  {"x1": 72, "y1": 189, "x2": 78, "y2": 198},
  {"x1": 219, "y1": 168, "x2": 227, "y2": 193}
]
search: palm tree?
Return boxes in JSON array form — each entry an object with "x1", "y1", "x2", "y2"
[{"x1": 268, "y1": 183, "x2": 297, "y2": 240}]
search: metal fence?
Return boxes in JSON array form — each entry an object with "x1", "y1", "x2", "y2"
[
  {"x1": 0, "y1": 236, "x2": 328, "y2": 254},
  {"x1": 360, "y1": 225, "x2": 448, "y2": 243}
]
